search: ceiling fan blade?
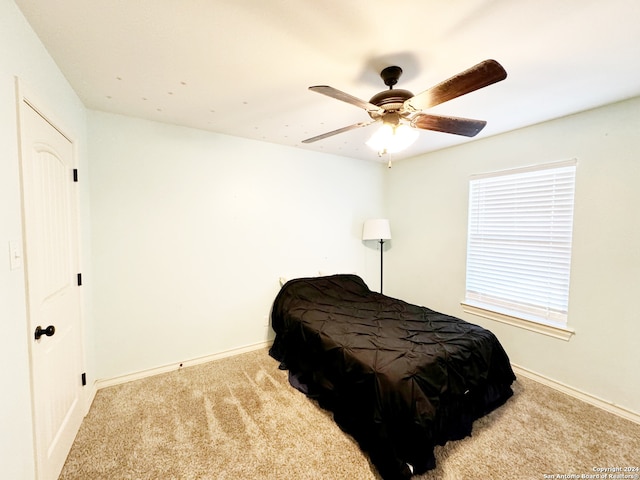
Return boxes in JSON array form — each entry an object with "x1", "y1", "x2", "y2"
[
  {"x1": 302, "y1": 121, "x2": 377, "y2": 144},
  {"x1": 411, "y1": 113, "x2": 487, "y2": 137},
  {"x1": 405, "y1": 59, "x2": 507, "y2": 111},
  {"x1": 309, "y1": 86, "x2": 384, "y2": 114}
]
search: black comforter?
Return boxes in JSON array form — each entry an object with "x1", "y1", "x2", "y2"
[{"x1": 269, "y1": 274, "x2": 515, "y2": 479}]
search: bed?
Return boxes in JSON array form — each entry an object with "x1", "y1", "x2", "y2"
[{"x1": 269, "y1": 274, "x2": 516, "y2": 479}]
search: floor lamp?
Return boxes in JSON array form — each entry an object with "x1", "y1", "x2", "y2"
[{"x1": 363, "y1": 219, "x2": 391, "y2": 294}]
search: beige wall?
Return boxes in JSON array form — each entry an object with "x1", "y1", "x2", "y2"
[
  {"x1": 88, "y1": 110, "x2": 386, "y2": 380},
  {"x1": 386, "y1": 96, "x2": 640, "y2": 415}
]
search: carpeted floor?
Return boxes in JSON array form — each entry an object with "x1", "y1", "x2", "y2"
[{"x1": 60, "y1": 348, "x2": 640, "y2": 480}]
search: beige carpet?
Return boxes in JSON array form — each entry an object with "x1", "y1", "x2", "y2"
[{"x1": 60, "y1": 348, "x2": 640, "y2": 480}]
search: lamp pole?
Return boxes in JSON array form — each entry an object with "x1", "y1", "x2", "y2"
[
  {"x1": 362, "y1": 218, "x2": 391, "y2": 295},
  {"x1": 379, "y1": 239, "x2": 385, "y2": 294}
]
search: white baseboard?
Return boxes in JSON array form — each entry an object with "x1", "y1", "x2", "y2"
[
  {"x1": 95, "y1": 340, "x2": 274, "y2": 390},
  {"x1": 511, "y1": 363, "x2": 640, "y2": 425}
]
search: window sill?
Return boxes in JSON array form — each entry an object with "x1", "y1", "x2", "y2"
[{"x1": 460, "y1": 301, "x2": 575, "y2": 341}]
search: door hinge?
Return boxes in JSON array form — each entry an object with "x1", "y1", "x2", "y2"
[
  {"x1": 77, "y1": 273, "x2": 82, "y2": 286},
  {"x1": 73, "y1": 168, "x2": 78, "y2": 182},
  {"x1": 81, "y1": 373, "x2": 87, "y2": 386}
]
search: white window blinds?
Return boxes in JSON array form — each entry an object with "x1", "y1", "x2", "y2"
[{"x1": 465, "y1": 160, "x2": 577, "y2": 326}]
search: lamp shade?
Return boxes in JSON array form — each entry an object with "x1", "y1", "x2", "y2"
[{"x1": 362, "y1": 218, "x2": 391, "y2": 241}]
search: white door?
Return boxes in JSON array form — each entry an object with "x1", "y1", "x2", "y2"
[{"x1": 19, "y1": 96, "x2": 86, "y2": 480}]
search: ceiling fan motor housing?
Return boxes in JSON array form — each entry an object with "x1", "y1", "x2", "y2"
[
  {"x1": 368, "y1": 88, "x2": 414, "y2": 123},
  {"x1": 369, "y1": 89, "x2": 414, "y2": 109}
]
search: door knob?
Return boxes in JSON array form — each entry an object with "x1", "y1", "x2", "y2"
[{"x1": 34, "y1": 325, "x2": 55, "y2": 340}]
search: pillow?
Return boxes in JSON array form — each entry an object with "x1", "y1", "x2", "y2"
[{"x1": 279, "y1": 271, "x2": 357, "y2": 288}]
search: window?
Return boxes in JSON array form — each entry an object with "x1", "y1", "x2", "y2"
[{"x1": 462, "y1": 160, "x2": 577, "y2": 340}]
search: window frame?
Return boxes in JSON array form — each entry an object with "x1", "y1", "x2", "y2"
[{"x1": 461, "y1": 159, "x2": 577, "y2": 341}]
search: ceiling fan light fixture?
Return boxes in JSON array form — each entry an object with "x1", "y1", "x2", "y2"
[{"x1": 366, "y1": 123, "x2": 419, "y2": 155}]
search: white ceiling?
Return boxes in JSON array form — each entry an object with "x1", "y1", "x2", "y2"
[{"x1": 15, "y1": 0, "x2": 640, "y2": 162}]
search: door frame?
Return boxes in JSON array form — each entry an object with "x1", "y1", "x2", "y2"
[{"x1": 15, "y1": 78, "x2": 89, "y2": 479}]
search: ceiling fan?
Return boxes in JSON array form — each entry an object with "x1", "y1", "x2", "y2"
[{"x1": 302, "y1": 59, "x2": 507, "y2": 152}]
